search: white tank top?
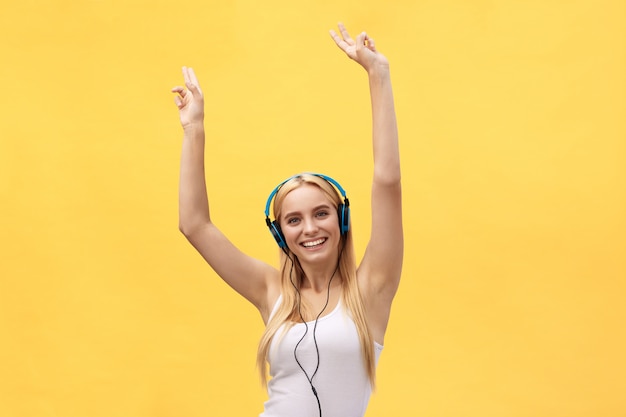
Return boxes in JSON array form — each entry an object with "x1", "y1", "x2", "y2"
[{"x1": 260, "y1": 295, "x2": 383, "y2": 417}]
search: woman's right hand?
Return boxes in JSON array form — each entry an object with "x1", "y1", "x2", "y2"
[{"x1": 171, "y1": 66, "x2": 205, "y2": 129}]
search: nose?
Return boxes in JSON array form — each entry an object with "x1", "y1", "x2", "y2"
[{"x1": 303, "y1": 217, "x2": 319, "y2": 235}]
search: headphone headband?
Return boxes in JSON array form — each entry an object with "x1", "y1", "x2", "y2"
[{"x1": 264, "y1": 173, "x2": 347, "y2": 218}]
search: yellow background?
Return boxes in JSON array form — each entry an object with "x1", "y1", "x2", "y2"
[{"x1": 1, "y1": 1, "x2": 624, "y2": 416}]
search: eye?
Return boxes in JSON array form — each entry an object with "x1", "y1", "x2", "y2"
[
  {"x1": 287, "y1": 217, "x2": 300, "y2": 225},
  {"x1": 316, "y1": 210, "x2": 329, "y2": 218}
]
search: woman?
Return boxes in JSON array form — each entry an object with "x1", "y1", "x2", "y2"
[{"x1": 171, "y1": 23, "x2": 403, "y2": 417}]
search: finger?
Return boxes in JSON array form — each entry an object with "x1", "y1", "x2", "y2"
[
  {"x1": 182, "y1": 66, "x2": 200, "y2": 95},
  {"x1": 183, "y1": 67, "x2": 203, "y2": 97},
  {"x1": 329, "y1": 29, "x2": 349, "y2": 51},
  {"x1": 187, "y1": 67, "x2": 201, "y2": 88},
  {"x1": 337, "y1": 22, "x2": 352, "y2": 42},
  {"x1": 365, "y1": 34, "x2": 376, "y2": 51},
  {"x1": 171, "y1": 86, "x2": 188, "y2": 98},
  {"x1": 186, "y1": 81, "x2": 202, "y2": 98},
  {"x1": 355, "y1": 31, "x2": 367, "y2": 51},
  {"x1": 173, "y1": 95, "x2": 183, "y2": 108}
]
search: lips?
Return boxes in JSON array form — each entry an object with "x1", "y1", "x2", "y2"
[{"x1": 301, "y1": 238, "x2": 327, "y2": 248}]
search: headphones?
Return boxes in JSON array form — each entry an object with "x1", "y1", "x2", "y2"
[{"x1": 264, "y1": 173, "x2": 350, "y2": 248}]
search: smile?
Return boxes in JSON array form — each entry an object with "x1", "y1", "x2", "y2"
[{"x1": 301, "y1": 238, "x2": 327, "y2": 248}]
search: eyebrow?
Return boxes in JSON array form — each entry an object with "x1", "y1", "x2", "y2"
[{"x1": 283, "y1": 204, "x2": 333, "y2": 220}]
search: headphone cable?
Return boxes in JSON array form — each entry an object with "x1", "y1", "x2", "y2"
[{"x1": 289, "y1": 241, "x2": 346, "y2": 417}]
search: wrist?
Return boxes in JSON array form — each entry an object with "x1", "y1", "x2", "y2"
[
  {"x1": 367, "y1": 65, "x2": 391, "y2": 89},
  {"x1": 367, "y1": 62, "x2": 391, "y2": 79},
  {"x1": 182, "y1": 120, "x2": 205, "y2": 135}
]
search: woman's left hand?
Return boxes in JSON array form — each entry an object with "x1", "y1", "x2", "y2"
[{"x1": 329, "y1": 22, "x2": 389, "y2": 73}]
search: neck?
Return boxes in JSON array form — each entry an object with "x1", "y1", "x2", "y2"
[{"x1": 297, "y1": 258, "x2": 341, "y2": 293}]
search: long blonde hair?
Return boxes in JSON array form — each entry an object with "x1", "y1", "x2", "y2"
[{"x1": 256, "y1": 174, "x2": 376, "y2": 388}]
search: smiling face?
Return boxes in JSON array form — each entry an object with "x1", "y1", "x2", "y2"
[{"x1": 278, "y1": 183, "x2": 341, "y2": 266}]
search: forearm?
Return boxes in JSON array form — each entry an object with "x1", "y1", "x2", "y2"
[
  {"x1": 368, "y1": 65, "x2": 401, "y2": 185},
  {"x1": 179, "y1": 122, "x2": 211, "y2": 235}
]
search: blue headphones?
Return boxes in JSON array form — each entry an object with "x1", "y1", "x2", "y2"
[{"x1": 264, "y1": 173, "x2": 350, "y2": 248}]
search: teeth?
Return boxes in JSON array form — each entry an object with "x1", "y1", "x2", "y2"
[{"x1": 302, "y1": 238, "x2": 326, "y2": 247}]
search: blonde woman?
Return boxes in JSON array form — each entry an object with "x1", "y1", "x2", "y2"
[{"x1": 172, "y1": 23, "x2": 403, "y2": 417}]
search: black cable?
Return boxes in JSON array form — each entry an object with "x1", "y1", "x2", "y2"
[
  {"x1": 289, "y1": 241, "x2": 346, "y2": 417},
  {"x1": 293, "y1": 264, "x2": 337, "y2": 417}
]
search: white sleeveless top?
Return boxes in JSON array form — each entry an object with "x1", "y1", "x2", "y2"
[{"x1": 259, "y1": 295, "x2": 383, "y2": 417}]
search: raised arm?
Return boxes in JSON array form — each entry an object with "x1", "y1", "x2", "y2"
[
  {"x1": 172, "y1": 67, "x2": 278, "y2": 321},
  {"x1": 330, "y1": 24, "x2": 403, "y2": 308}
]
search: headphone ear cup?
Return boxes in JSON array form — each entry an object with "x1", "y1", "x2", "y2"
[
  {"x1": 269, "y1": 221, "x2": 287, "y2": 248},
  {"x1": 338, "y1": 204, "x2": 350, "y2": 234}
]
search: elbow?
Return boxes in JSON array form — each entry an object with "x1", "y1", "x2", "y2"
[
  {"x1": 373, "y1": 167, "x2": 402, "y2": 187},
  {"x1": 178, "y1": 207, "x2": 212, "y2": 238},
  {"x1": 178, "y1": 222, "x2": 193, "y2": 238},
  {"x1": 178, "y1": 222, "x2": 190, "y2": 237},
  {"x1": 178, "y1": 218, "x2": 208, "y2": 238}
]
